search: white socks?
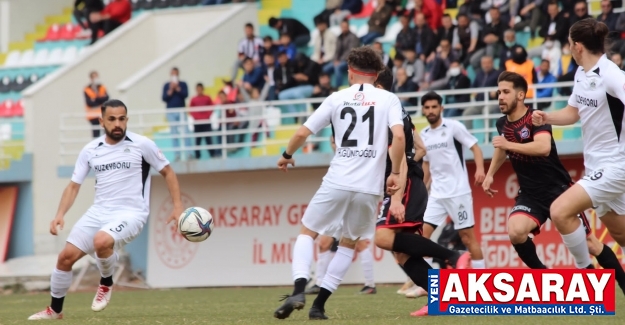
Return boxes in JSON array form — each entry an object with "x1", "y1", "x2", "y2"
[
  {"x1": 561, "y1": 223, "x2": 592, "y2": 268},
  {"x1": 315, "y1": 250, "x2": 333, "y2": 286},
  {"x1": 321, "y1": 246, "x2": 355, "y2": 293},
  {"x1": 292, "y1": 234, "x2": 315, "y2": 281},
  {"x1": 359, "y1": 247, "x2": 375, "y2": 287},
  {"x1": 96, "y1": 252, "x2": 118, "y2": 279},
  {"x1": 471, "y1": 259, "x2": 486, "y2": 269},
  {"x1": 50, "y1": 269, "x2": 72, "y2": 298}
]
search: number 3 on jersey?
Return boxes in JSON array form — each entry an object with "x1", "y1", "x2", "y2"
[{"x1": 340, "y1": 106, "x2": 374, "y2": 147}]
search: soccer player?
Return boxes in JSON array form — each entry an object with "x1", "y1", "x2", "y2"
[
  {"x1": 483, "y1": 71, "x2": 625, "y2": 294},
  {"x1": 420, "y1": 92, "x2": 486, "y2": 269},
  {"x1": 28, "y1": 100, "x2": 183, "y2": 320},
  {"x1": 532, "y1": 18, "x2": 625, "y2": 269},
  {"x1": 372, "y1": 68, "x2": 470, "y2": 317},
  {"x1": 273, "y1": 46, "x2": 405, "y2": 320}
]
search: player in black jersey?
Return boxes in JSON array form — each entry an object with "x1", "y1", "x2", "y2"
[
  {"x1": 372, "y1": 68, "x2": 470, "y2": 317},
  {"x1": 483, "y1": 71, "x2": 625, "y2": 294}
]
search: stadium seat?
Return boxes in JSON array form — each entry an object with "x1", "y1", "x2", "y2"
[
  {"x1": 0, "y1": 100, "x2": 11, "y2": 117},
  {"x1": 62, "y1": 47, "x2": 78, "y2": 63},
  {"x1": 183, "y1": 0, "x2": 200, "y2": 5},
  {"x1": 142, "y1": 0, "x2": 156, "y2": 10},
  {"x1": 18, "y1": 50, "x2": 35, "y2": 67},
  {"x1": 349, "y1": 0, "x2": 374, "y2": 19},
  {"x1": 59, "y1": 24, "x2": 79, "y2": 41},
  {"x1": 10, "y1": 75, "x2": 26, "y2": 92},
  {"x1": 3, "y1": 51, "x2": 21, "y2": 68},
  {"x1": 47, "y1": 48, "x2": 64, "y2": 66},
  {"x1": 155, "y1": 0, "x2": 171, "y2": 9},
  {"x1": 33, "y1": 49, "x2": 50, "y2": 66},
  {"x1": 43, "y1": 24, "x2": 62, "y2": 42},
  {"x1": 12, "y1": 100, "x2": 23, "y2": 117},
  {"x1": 376, "y1": 21, "x2": 402, "y2": 44},
  {"x1": 356, "y1": 24, "x2": 369, "y2": 38},
  {"x1": 0, "y1": 76, "x2": 11, "y2": 93},
  {"x1": 171, "y1": 0, "x2": 184, "y2": 7},
  {"x1": 131, "y1": 0, "x2": 143, "y2": 11}
]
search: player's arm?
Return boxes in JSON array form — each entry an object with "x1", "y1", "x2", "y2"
[
  {"x1": 413, "y1": 130, "x2": 426, "y2": 162},
  {"x1": 389, "y1": 125, "x2": 406, "y2": 174},
  {"x1": 393, "y1": 154, "x2": 408, "y2": 201},
  {"x1": 284, "y1": 126, "x2": 314, "y2": 156},
  {"x1": 51, "y1": 148, "x2": 91, "y2": 235},
  {"x1": 159, "y1": 165, "x2": 183, "y2": 217},
  {"x1": 542, "y1": 105, "x2": 580, "y2": 126},
  {"x1": 422, "y1": 161, "x2": 431, "y2": 190},
  {"x1": 470, "y1": 143, "x2": 485, "y2": 183},
  {"x1": 486, "y1": 147, "x2": 507, "y2": 178},
  {"x1": 330, "y1": 135, "x2": 336, "y2": 152},
  {"x1": 503, "y1": 132, "x2": 551, "y2": 156}
]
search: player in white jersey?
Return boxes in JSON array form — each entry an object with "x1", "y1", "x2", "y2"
[
  {"x1": 420, "y1": 91, "x2": 487, "y2": 269},
  {"x1": 532, "y1": 18, "x2": 625, "y2": 268},
  {"x1": 28, "y1": 100, "x2": 183, "y2": 320},
  {"x1": 273, "y1": 46, "x2": 405, "y2": 320}
]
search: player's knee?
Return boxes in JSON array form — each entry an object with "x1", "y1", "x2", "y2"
[
  {"x1": 93, "y1": 231, "x2": 115, "y2": 257},
  {"x1": 374, "y1": 231, "x2": 393, "y2": 250},
  {"x1": 458, "y1": 228, "x2": 475, "y2": 244},
  {"x1": 549, "y1": 201, "x2": 568, "y2": 224},
  {"x1": 57, "y1": 250, "x2": 79, "y2": 269},
  {"x1": 318, "y1": 237, "x2": 334, "y2": 252},
  {"x1": 356, "y1": 239, "x2": 369, "y2": 252},
  {"x1": 508, "y1": 226, "x2": 529, "y2": 245},
  {"x1": 339, "y1": 237, "x2": 358, "y2": 249},
  {"x1": 586, "y1": 236, "x2": 603, "y2": 256}
]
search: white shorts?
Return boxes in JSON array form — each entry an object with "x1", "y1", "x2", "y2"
[
  {"x1": 302, "y1": 185, "x2": 380, "y2": 241},
  {"x1": 67, "y1": 208, "x2": 145, "y2": 256},
  {"x1": 424, "y1": 193, "x2": 475, "y2": 230},
  {"x1": 577, "y1": 166, "x2": 625, "y2": 217},
  {"x1": 324, "y1": 218, "x2": 375, "y2": 241}
]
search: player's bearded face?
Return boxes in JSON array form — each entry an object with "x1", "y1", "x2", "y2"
[
  {"x1": 105, "y1": 124, "x2": 126, "y2": 141},
  {"x1": 101, "y1": 107, "x2": 128, "y2": 141},
  {"x1": 499, "y1": 95, "x2": 517, "y2": 115}
]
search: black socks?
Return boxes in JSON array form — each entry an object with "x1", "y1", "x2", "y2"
[
  {"x1": 312, "y1": 288, "x2": 332, "y2": 310},
  {"x1": 392, "y1": 232, "x2": 456, "y2": 260},
  {"x1": 595, "y1": 244, "x2": 625, "y2": 295},
  {"x1": 100, "y1": 276, "x2": 113, "y2": 287},
  {"x1": 50, "y1": 297, "x2": 64, "y2": 314},
  {"x1": 293, "y1": 278, "x2": 307, "y2": 296},
  {"x1": 512, "y1": 237, "x2": 547, "y2": 269},
  {"x1": 400, "y1": 256, "x2": 431, "y2": 289}
]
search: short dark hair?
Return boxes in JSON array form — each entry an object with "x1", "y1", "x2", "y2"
[
  {"x1": 570, "y1": 18, "x2": 609, "y2": 55},
  {"x1": 263, "y1": 35, "x2": 273, "y2": 42},
  {"x1": 420, "y1": 91, "x2": 443, "y2": 106},
  {"x1": 245, "y1": 23, "x2": 254, "y2": 29},
  {"x1": 314, "y1": 16, "x2": 327, "y2": 26},
  {"x1": 101, "y1": 99, "x2": 127, "y2": 115},
  {"x1": 268, "y1": 17, "x2": 279, "y2": 27},
  {"x1": 89, "y1": 70, "x2": 98, "y2": 78},
  {"x1": 541, "y1": 59, "x2": 550, "y2": 65},
  {"x1": 497, "y1": 71, "x2": 528, "y2": 94},
  {"x1": 171, "y1": 67, "x2": 179, "y2": 73},
  {"x1": 442, "y1": 13, "x2": 451, "y2": 19},
  {"x1": 374, "y1": 67, "x2": 393, "y2": 91},
  {"x1": 346, "y1": 46, "x2": 385, "y2": 75},
  {"x1": 456, "y1": 13, "x2": 468, "y2": 20},
  {"x1": 196, "y1": 83, "x2": 204, "y2": 88},
  {"x1": 242, "y1": 56, "x2": 253, "y2": 64}
]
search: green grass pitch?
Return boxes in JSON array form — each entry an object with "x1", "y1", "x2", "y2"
[{"x1": 1, "y1": 285, "x2": 623, "y2": 324}]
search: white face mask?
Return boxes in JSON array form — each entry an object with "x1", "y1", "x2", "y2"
[
  {"x1": 563, "y1": 49, "x2": 571, "y2": 55},
  {"x1": 91, "y1": 78, "x2": 100, "y2": 85},
  {"x1": 171, "y1": 75, "x2": 179, "y2": 83},
  {"x1": 449, "y1": 67, "x2": 461, "y2": 77},
  {"x1": 544, "y1": 41, "x2": 554, "y2": 49}
]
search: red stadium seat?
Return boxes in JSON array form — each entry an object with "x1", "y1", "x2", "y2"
[
  {"x1": 0, "y1": 100, "x2": 13, "y2": 117},
  {"x1": 43, "y1": 24, "x2": 61, "y2": 42},
  {"x1": 11, "y1": 100, "x2": 23, "y2": 117},
  {"x1": 348, "y1": 0, "x2": 374, "y2": 19},
  {"x1": 59, "y1": 23, "x2": 78, "y2": 41}
]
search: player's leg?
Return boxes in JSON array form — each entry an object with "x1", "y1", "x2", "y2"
[
  {"x1": 586, "y1": 230, "x2": 625, "y2": 296},
  {"x1": 356, "y1": 239, "x2": 376, "y2": 294},
  {"x1": 393, "y1": 251, "x2": 431, "y2": 317},
  {"x1": 28, "y1": 214, "x2": 99, "y2": 320},
  {"x1": 508, "y1": 195, "x2": 549, "y2": 269},
  {"x1": 308, "y1": 192, "x2": 378, "y2": 320},
  {"x1": 306, "y1": 235, "x2": 335, "y2": 294},
  {"x1": 274, "y1": 186, "x2": 348, "y2": 319},
  {"x1": 446, "y1": 194, "x2": 485, "y2": 268}
]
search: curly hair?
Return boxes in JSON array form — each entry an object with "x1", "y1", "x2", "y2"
[{"x1": 346, "y1": 46, "x2": 385, "y2": 76}]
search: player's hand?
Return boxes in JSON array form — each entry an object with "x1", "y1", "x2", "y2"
[
  {"x1": 532, "y1": 110, "x2": 548, "y2": 126},
  {"x1": 167, "y1": 205, "x2": 184, "y2": 232},
  {"x1": 389, "y1": 200, "x2": 405, "y2": 223},
  {"x1": 492, "y1": 136, "x2": 509, "y2": 151},
  {"x1": 49, "y1": 216, "x2": 64, "y2": 236},
  {"x1": 482, "y1": 175, "x2": 498, "y2": 197},
  {"x1": 386, "y1": 174, "x2": 401, "y2": 195},
  {"x1": 474, "y1": 168, "x2": 486, "y2": 186},
  {"x1": 277, "y1": 156, "x2": 295, "y2": 172}
]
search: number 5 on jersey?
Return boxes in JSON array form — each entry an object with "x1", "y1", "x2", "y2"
[{"x1": 340, "y1": 106, "x2": 374, "y2": 147}]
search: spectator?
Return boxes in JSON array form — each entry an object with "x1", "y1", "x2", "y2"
[
  {"x1": 162, "y1": 67, "x2": 192, "y2": 161},
  {"x1": 330, "y1": 0, "x2": 364, "y2": 26},
  {"x1": 472, "y1": 7, "x2": 505, "y2": 70},
  {"x1": 412, "y1": 0, "x2": 443, "y2": 31},
  {"x1": 277, "y1": 33, "x2": 298, "y2": 60},
  {"x1": 402, "y1": 47, "x2": 425, "y2": 85},
  {"x1": 322, "y1": 19, "x2": 360, "y2": 87},
  {"x1": 73, "y1": 0, "x2": 105, "y2": 45},
  {"x1": 499, "y1": 29, "x2": 519, "y2": 68},
  {"x1": 268, "y1": 17, "x2": 311, "y2": 47},
  {"x1": 262, "y1": 35, "x2": 279, "y2": 61},
  {"x1": 392, "y1": 67, "x2": 418, "y2": 106},
  {"x1": 311, "y1": 73, "x2": 337, "y2": 110},
  {"x1": 83, "y1": 70, "x2": 109, "y2": 138},
  {"x1": 539, "y1": 35, "x2": 562, "y2": 76},
  {"x1": 89, "y1": 0, "x2": 131, "y2": 43},
  {"x1": 443, "y1": 61, "x2": 471, "y2": 117},
  {"x1": 263, "y1": 53, "x2": 277, "y2": 100},
  {"x1": 315, "y1": 0, "x2": 343, "y2": 25},
  {"x1": 274, "y1": 51, "x2": 296, "y2": 95},
  {"x1": 278, "y1": 53, "x2": 320, "y2": 121},
  {"x1": 372, "y1": 41, "x2": 393, "y2": 69},
  {"x1": 423, "y1": 38, "x2": 459, "y2": 90},
  {"x1": 361, "y1": 1, "x2": 393, "y2": 45},
  {"x1": 555, "y1": 41, "x2": 577, "y2": 95},
  {"x1": 597, "y1": 0, "x2": 618, "y2": 33},
  {"x1": 536, "y1": 60, "x2": 557, "y2": 110},
  {"x1": 216, "y1": 91, "x2": 242, "y2": 146},
  {"x1": 311, "y1": 17, "x2": 337, "y2": 68},
  {"x1": 395, "y1": 13, "x2": 418, "y2": 52},
  {"x1": 231, "y1": 23, "x2": 264, "y2": 82},
  {"x1": 392, "y1": 52, "x2": 406, "y2": 80},
  {"x1": 452, "y1": 13, "x2": 483, "y2": 68},
  {"x1": 462, "y1": 56, "x2": 501, "y2": 130},
  {"x1": 531, "y1": 0, "x2": 567, "y2": 60},
  {"x1": 511, "y1": 0, "x2": 544, "y2": 37},
  {"x1": 189, "y1": 83, "x2": 218, "y2": 159},
  {"x1": 570, "y1": 1, "x2": 591, "y2": 26},
  {"x1": 239, "y1": 57, "x2": 265, "y2": 93},
  {"x1": 611, "y1": 52, "x2": 625, "y2": 71},
  {"x1": 414, "y1": 12, "x2": 436, "y2": 62},
  {"x1": 479, "y1": 0, "x2": 512, "y2": 24},
  {"x1": 504, "y1": 45, "x2": 537, "y2": 99},
  {"x1": 437, "y1": 13, "x2": 456, "y2": 44}
]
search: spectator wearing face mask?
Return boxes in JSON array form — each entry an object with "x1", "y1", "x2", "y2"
[
  {"x1": 504, "y1": 45, "x2": 537, "y2": 99},
  {"x1": 539, "y1": 36, "x2": 561, "y2": 77},
  {"x1": 443, "y1": 61, "x2": 471, "y2": 117},
  {"x1": 84, "y1": 70, "x2": 109, "y2": 138},
  {"x1": 555, "y1": 41, "x2": 578, "y2": 96},
  {"x1": 162, "y1": 67, "x2": 192, "y2": 161},
  {"x1": 499, "y1": 29, "x2": 519, "y2": 69}
]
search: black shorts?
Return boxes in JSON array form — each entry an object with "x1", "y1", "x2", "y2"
[
  {"x1": 376, "y1": 174, "x2": 427, "y2": 233},
  {"x1": 511, "y1": 184, "x2": 591, "y2": 236}
]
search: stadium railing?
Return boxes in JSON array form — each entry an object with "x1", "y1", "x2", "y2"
[{"x1": 58, "y1": 81, "x2": 577, "y2": 165}]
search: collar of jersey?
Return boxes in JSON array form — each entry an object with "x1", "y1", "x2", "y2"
[
  {"x1": 581, "y1": 54, "x2": 607, "y2": 77},
  {"x1": 429, "y1": 118, "x2": 447, "y2": 130}
]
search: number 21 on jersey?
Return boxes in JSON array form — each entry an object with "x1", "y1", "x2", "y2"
[{"x1": 340, "y1": 106, "x2": 374, "y2": 147}]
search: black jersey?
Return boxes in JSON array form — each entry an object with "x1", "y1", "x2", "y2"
[
  {"x1": 385, "y1": 107, "x2": 422, "y2": 179},
  {"x1": 495, "y1": 107, "x2": 572, "y2": 196}
]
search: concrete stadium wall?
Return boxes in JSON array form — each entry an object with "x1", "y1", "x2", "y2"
[{"x1": 22, "y1": 4, "x2": 255, "y2": 256}]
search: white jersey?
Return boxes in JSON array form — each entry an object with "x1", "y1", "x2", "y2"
[
  {"x1": 421, "y1": 118, "x2": 478, "y2": 199},
  {"x1": 71, "y1": 131, "x2": 170, "y2": 222},
  {"x1": 304, "y1": 83, "x2": 404, "y2": 196},
  {"x1": 568, "y1": 54, "x2": 625, "y2": 172}
]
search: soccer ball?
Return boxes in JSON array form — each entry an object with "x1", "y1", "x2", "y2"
[{"x1": 178, "y1": 207, "x2": 214, "y2": 242}]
